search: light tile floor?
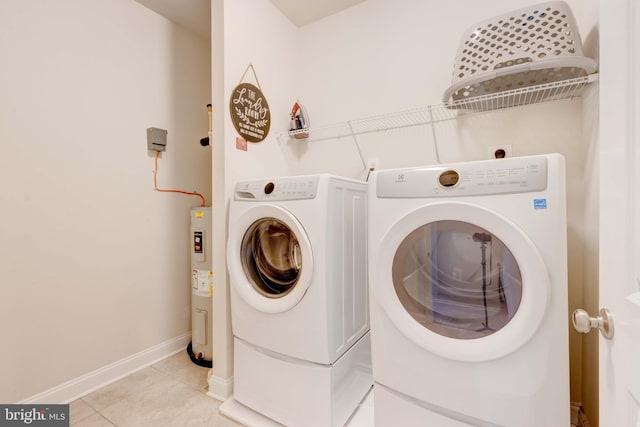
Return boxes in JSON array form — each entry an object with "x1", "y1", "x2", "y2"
[
  {"x1": 68, "y1": 347, "x2": 583, "y2": 426},
  {"x1": 70, "y1": 349, "x2": 373, "y2": 427},
  {"x1": 69, "y1": 350, "x2": 242, "y2": 427}
]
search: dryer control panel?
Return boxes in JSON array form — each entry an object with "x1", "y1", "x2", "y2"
[
  {"x1": 234, "y1": 176, "x2": 320, "y2": 201},
  {"x1": 377, "y1": 155, "x2": 549, "y2": 198}
]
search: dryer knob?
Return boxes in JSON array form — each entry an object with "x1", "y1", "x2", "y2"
[{"x1": 264, "y1": 182, "x2": 275, "y2": 194}]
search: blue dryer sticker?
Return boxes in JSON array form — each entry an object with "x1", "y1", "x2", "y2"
[{"x1": 533, "y1": 198, "x2": 547, "y2": 209}]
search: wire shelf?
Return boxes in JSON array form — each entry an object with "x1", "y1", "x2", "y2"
[{"x1": 285, "y1": 73, "x2": 597, "y2": 143}]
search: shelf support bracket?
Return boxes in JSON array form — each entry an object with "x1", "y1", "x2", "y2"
[
  {"x1": 348, "y1": 121, "x2": 367, "y2": 170},
  {"x1": 428, "y1": 106, "x2": 441, "y2": 164}
]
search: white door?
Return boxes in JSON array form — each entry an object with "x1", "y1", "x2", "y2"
[{"x1": 597, "y1": 0, "x2": 640, "y2": 425}]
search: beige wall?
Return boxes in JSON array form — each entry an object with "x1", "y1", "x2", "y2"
[{"x1": 0, "y1": 0, "x2": 211, "y2": 403}]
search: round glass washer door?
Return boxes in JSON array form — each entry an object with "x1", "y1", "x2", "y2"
[
  {"x1": 374, "y1": 201, "x2": 550, "y2": 362},
  {"x1": 227, "y1": 204, "x2": 313, "y2": 314}
]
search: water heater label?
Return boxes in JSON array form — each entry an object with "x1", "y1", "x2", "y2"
[
  {"x1": 192, "y1": 269, "x2": 213, "y2": 297},
  {"x1": 194, "y1": 231, "x2": 203, "y2": 254}
]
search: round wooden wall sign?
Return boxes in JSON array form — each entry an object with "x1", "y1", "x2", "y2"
[{"x1": 229, "y1": 83, "x2": 271, "y2": 143}]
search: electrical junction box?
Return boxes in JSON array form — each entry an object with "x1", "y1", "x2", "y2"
[{"x1": 147, "y1": 127, "x2": 168, "y2": 152}]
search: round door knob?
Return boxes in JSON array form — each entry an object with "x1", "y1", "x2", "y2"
[
  {"x1": 572, "y1": 309, "x2": 593, "y2": 333},
  {"x1": 572, "y1": 308, "x2": 614, "y2": 340}
]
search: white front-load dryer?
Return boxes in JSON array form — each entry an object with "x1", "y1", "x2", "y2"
[
  {"x1": 226, "y1": 174, "x2": 372, "y2": 427},
  {"x1": 368, "y1": 154, "x2": 569, "y2": 427}
]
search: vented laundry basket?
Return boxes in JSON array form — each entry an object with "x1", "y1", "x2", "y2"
[{"x1": 442, "y1": 1, "x2": 597, "y2": 105}]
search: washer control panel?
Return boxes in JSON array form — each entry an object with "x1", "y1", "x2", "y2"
[
  {"x1": 377, "y1": 155, "x2": 548, "y2": 198},
  {"x1": 234, "y1": 176, "x2": 319, "y2": 201}
]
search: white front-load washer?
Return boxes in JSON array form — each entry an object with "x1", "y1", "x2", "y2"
[
  {"x1": 225, "y1": 174, "x2": 372, "y2": 427},
  {"x1": 368, "y1": 154, "x2": 569, "y2": 427}
]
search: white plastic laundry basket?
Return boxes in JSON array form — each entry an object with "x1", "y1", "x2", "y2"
[{"x1": 442, "y1": 1, "x2": 597, "y2": 104}]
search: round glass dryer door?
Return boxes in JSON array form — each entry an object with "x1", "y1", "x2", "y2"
[
  {"x1": 241, "y1": 217, "x2": 302, "y2": 298},
  {"x1": 227, "y1": 204, "x2": 313, "y2": 314},
  {"x1": 374, "y1": 202, "x2": 550, "y2": 362},
  {"x1": 393, "y1": 220, "x2": 522, "y2": 340}
]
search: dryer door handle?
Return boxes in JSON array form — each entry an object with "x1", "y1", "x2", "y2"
[{"x1": 572, "y1": 308, "x2": 614, "y2": 340}]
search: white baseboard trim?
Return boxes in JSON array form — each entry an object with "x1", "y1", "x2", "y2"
[
  {"x1": 207, "y1": 374, "x2": 233, "y2": 402},
  {"x1": 19, "y1": 333, "x2": 191, "y2": 404}
]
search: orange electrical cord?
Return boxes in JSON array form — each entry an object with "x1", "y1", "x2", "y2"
[{"x1": 153, "y1": 151, "x2": 206, "y2": 207}]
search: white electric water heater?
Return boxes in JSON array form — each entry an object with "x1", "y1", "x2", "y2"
[{"x1": 189, "y1": 207, "x2": 213, "y2": 365}]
